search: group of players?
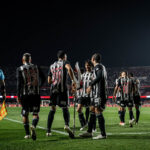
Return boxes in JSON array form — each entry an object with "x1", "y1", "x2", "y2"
[
  {"x1": 113, "y1": 71, "x2": 141, "y2": 127},
  {"x1": 0, "y1": 50, "x2": 141, "y2": 141}
]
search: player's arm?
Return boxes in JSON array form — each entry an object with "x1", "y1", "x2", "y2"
[
  {"x1": 0, "y1": 80, "x2": 6, "y2": 101},
  {"x1": 113, "y1": 85, "x2": 118, "y2": 102},
  {"x1": 87, "y1": 69, "x2": 102, "y2": 94},
  {"x1": 47, "y1": 68, "x2": 52, "y2": 85},
  {"x1": 65, "y1": 63, "x2": 76, "y2": 93},
  {"x1": 65, "y1": 64, "x2": 75, "y2": 82},
  {"x1": 16, "y1": 68, "x2": 22, "y2": 103},
  {"x1": 90, "y1": 69, "x2": 102, "y2": 86}
]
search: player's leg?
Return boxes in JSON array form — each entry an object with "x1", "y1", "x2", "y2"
[
  {"x1": 119, "y1": 101, "x2": 126, "y2": 126},
  {"x1": 92, "y1": 107, "x2": 106, "y2": 139},
  {"x1": 47, "y1": 105, "x2": 56, "y2": 136},
  {"x1": 79, "y1": 105, "x2": 95, "y2": 137},
  {"x1": 22, "y1": 111, "x2": 30, "y2": 139},
  {"x1": 77, "y1": 98, "x2": 86, "y2": 130},
  {"x1": 62, "y1": 107, "x2": 70, "y2": 126},
  {"x1": 85, "y1": 106, "x2": 90, "y2": 124},
  {"x1": 21, "y1": 96, "x2": 30, "y2": 139},
  {"x1": 60, "y1": 92, "x2": 74, "y2": 138},
  {"x1": 118, "y1": 106, "x2": 122, "y2": 123},
  {"x1": 92, "y1": 109, "x2": 96, "y2": 132},
  {"x1": 32, "y1": 114, "x2": 39, "y2": 128},
  {"x1": 128, "y1": 106, "x2": 135, "y2": 127},
  {"x1": 30, "y1": 95, "x2": 41, "y2": 140},
  {"x1": 135, "y1": 104, "x2": 140, "y2": 124},
  {"x1": 31, "y1": 95, "x2": 41, "y2": 128},
  {"x1": 30, "y1": 114, "x2": 39, "y2": 141},
  {"x1": 46, "y1": 92, "x2": 57, "y2": 136},
  {"x1": 120, "y1": 107, "x2": 125, "y2": 125},
  {"x1": 63, "y1": 106, "x2": 74, "y2": 138},
  {"x1": 116, "y1": 97, "x2": 122, "y2": 123},
  {"x1": 134, "y1": 95, "x2": 141, "y2": 124}
]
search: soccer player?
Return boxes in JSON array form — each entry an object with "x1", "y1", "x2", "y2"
[
  {"x1": 80, "y1": 53, "x2": 108, "y2": 139},
  {"x1": 16, "y1": 53, "x2": 45, "y2": 140},
  {"x1": 0, "y1": 69, "x2": 6, "y2": 101},
  {"x1": 46, "y1": 50, "x2": 75, "y2": 138},
  {"x1": 129, "y1": 73, "x2": 141, "y2": 124},
  {"x1": 113, "y1": 71, "x2": 135, "y2": 127},
  {"x1": 76, "y1": 60, "x2": 96, "y2": 131},
  {"x1": 113, "y1": 72, "x2": 125, "y2": 126}
]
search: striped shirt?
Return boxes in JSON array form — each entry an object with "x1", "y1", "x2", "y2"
[
  {"x1": 81, "y1": 71, "x2": 94, "y2": 97},
  {"x1": 118, "y1": 77, "x2": 134, "y2": 101},
  {"x1": 91, "y1": 64, "x2": 108, "y2": 100}
]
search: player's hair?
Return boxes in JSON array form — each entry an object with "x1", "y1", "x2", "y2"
[
  {"x1": 57, "y1": 50, "x2": 66, "y2": 59},
  {"x1": 80, "y1": 68, "x2": 85, "y2": 74},
  {"x1": 129, "y1": 72, "x2": 134, "y2": 77},
  {"x1": 121, "y1": 71, "x2": 128, "y2": 76},
  {"x1": 92, "y1": 53, "x2": 101, "y2": 63},
  {"x1": 119, "y1": 72, "x2": 122, "y2": 77},
  {"x1": 85, "y1": 59, "x2": 93, "y2": 67},
  {"x1": 23, "y1": 53, "x2": 31, "y2": 63}
]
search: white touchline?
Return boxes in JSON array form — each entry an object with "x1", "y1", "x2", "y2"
[
  {"x1": 4, "y1": 117, "x2": 68, "y2": 136},
  {"x1": 4, "y1": 118, "x2": 150, "y2": 136}
]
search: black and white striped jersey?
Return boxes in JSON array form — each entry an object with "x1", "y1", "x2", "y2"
[
  {"x1": 90, "y1": 63, "x2": 108, "y2": 101},
  {"x1": 81, "y1": 71, "x2": 94, "y2": 98},
  {"x1": 17, "y1": 63, "x2": 46, "y2": 98},
  {"x1": 118, "y1": 77, "x2": 134, "y2": 101},
  {"x1": 76, "y1": 88, "x2": 83, "y2": 98},
  {"x1": 48, "y1": 60, "x2": 70, "y2": 93}
]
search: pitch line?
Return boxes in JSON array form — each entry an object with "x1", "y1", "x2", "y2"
[
  {"x1": 4, "y1": 117, "x2": 68, "y2": 135},
  {"x1": 4, "y1": 118, "x2": 150, "y2": 136}
]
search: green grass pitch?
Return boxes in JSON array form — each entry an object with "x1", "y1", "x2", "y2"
[{"x1": 0, "y1": 106, "x2": 150, "y2": 150}]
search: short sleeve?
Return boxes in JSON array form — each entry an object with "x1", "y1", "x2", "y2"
[{"x1": 64, "y1": 60, "x2": 70, "y2": 66}]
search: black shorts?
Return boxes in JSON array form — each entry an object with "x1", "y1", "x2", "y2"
[
  {"x1": 21, "y1": 94, "x2": 41, "y2": 116},
  {"x1": 77, "y1": 97, "x2": 91, "y2": 107},
  {"x1": 91, "y1": 97, "x2": 106, "y2": 110},
  {"x1": 120, "y1": 100, "x2": 133, "y2": 108},
  {"x1": 116, "y1": 97, "x2": 121, "y2": 106},
  {"x1": 133, "y1": 95, "x2": 141, "y2": 105},
  {"x1": 50, "y1": 91, "x2": 68, "y2": 107}
]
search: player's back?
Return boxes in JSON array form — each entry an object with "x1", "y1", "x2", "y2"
[{"x1": 19, "y1": 63, "x2": 39, "y2": 96}]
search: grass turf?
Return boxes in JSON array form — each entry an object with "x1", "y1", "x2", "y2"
[{"x1": 0, "y1": 106, "x2": 150, "y2": 150}]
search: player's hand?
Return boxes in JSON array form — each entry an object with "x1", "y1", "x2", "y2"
[
  {"x1": 17, "y1": 97, "x2": 21, "y2": 103},
  {"x1": 3, "y1": 93, "x2": 6, "y2": 101},
  {"x1": 112, "y1": 96, "x2": 116, "y2": 102},
  {"x1": 71, "y1": 82, "x2": 76, "y2": 94},
  {"x1": 86, "y1": 86, "x2": 92, "y2": 94}
]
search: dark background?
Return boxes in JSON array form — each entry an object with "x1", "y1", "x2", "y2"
[{"x1": 1, "y1": 1, "x2": 150, "y2": 68}]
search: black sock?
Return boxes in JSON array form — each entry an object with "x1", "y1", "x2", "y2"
[
  {"x1": 129, "y1": 110, "x2": 134, "y2": 120},
  {"x1": 92, "y1": 113, "x2": 96, "y2": 130},
  {"x1": 24, "y1": 123, "x2": 30, "y2": 135},
  {"x1": 47, "y1": 110, "x2": 55, "y2": 133},
  {"x1": 97, "y1": 113, "x2": 106, "y2": 136},
  {"x1": 32, "y1": 117, "x2": 39, "y2": 128},
  {"x1": 87, "y1": 112, "x2": 95, "y2": 133},
  {"x1": 120, "y1": 111, "x2": 125, "y2": 123},
  {"x1": 136, "y1": 109, "x2": 140, "y2": 123},
  {"x1": 118, "y1": 110, "x2": 121, "y2": 122},
  {"x1": 78, "y1": 112, "x2": 86, "y2": 127},
  {"x1": 62, "y1": 107, "x2": 70, "y2": 126},
  {"x1": 85, "y1": 107, "x2": 90, "y2": 123}
]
